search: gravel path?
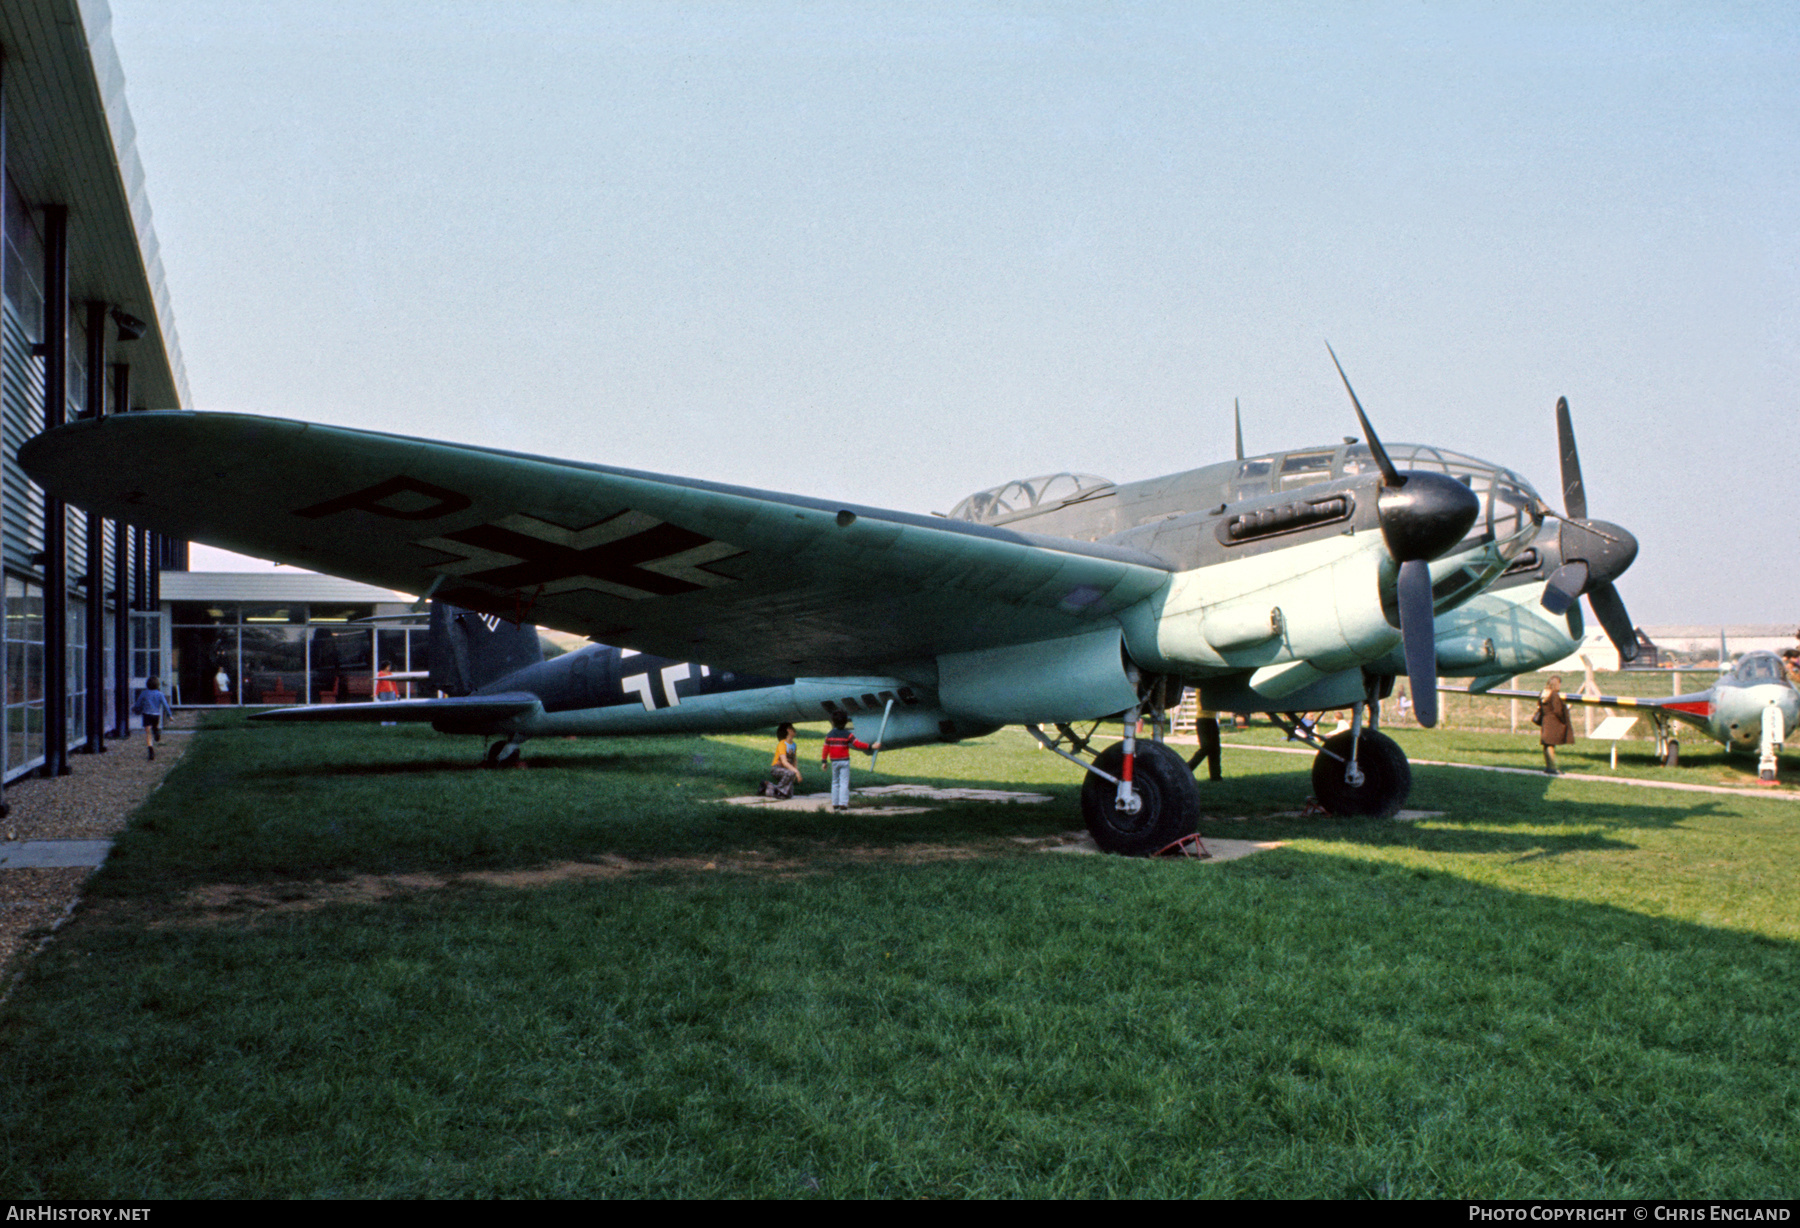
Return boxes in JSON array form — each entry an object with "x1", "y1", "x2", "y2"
[{"x1": 0, "y1": 712, "x2": 197, "y2": 977}]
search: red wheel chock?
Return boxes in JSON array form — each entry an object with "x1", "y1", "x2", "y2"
[{"x1": 1156, "y1": 833, "x2": 1211, "y2": 860}]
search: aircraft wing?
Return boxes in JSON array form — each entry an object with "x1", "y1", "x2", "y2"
[
  {"x1": 1447, "y1": 686, "x2": 1716, "y2": 731},
  {"x1": 249, "y1": 693, "x2": 542, "y2": 727},
  {"x1": 22, "y1": 413, "x2": 1172, "y2": 677}
]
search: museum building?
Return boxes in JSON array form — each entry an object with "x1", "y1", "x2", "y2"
[
  {"x1": 0, "y1": 0, "x2": 189, "y2": 783},
  {"x1": 159, "y1": 572, "x2": 426, "y2": 709}
]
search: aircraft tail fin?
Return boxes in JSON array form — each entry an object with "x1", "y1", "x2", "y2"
[{"x1": 428, "y1": 603, "x2": 544, "y2": 696}]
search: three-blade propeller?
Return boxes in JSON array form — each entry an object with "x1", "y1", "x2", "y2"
[
  {"x1": 1537, "y1": 397, "x2": 1640, "y2": 661},
  {"x1": 1326, "y1": 345, "x2": 1479, "y2": 728}
]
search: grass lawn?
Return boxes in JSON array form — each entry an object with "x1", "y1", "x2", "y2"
[{"x1": 0, "y1": 713, "x2": 1794, "y2": 1197}]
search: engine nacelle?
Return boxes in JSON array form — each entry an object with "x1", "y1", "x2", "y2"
[
  {"x1": 938, "y1": 626, "x2": 1139, "y2": 726},
  {"x1": 1122, "y1": 530, "x2": 1401, "y2": 684}
]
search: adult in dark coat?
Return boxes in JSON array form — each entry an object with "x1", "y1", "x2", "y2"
[{"x1": 1536, "y1": 676, "x2": 1574, "y2": 774}]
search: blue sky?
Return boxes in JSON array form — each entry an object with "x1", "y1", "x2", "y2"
[{"x1": 106, "y1": 1, "x2": 1800, "y2": 623}]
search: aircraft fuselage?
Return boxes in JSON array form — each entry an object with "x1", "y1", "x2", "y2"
[{"x1": 473, "y1": 643, "x2": 987, "y2": 747}]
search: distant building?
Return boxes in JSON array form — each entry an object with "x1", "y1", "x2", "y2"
[
  {"x1": 1546, "y1": 625, "x2": 1788, "y2": 675},
  {"x1": 1639, "y1": 626, "x2": 1795, "y2": 667},
  {"x1": 0, "y1": 1, "x2": 189, "y2": 781},
  {"x1": 158, "y1": 573, "x2": 426, "y2": 707}
]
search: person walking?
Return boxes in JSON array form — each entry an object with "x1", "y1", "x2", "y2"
[
  {"x1": 133, "y1": 676, "x2": 173, "y2": 761},
  {"x1": 1535, "y1": 675, "x2": 1574, "y2": 775}
]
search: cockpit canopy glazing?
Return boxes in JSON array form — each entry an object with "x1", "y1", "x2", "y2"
[
  {"x1": 949, "y1": 473, "x2": 1115, "y2": 524},
  {"x1": 1730, "y1": 652, "x2": 1786, "y2": 685},
  {"x1": 1230, "y1": 440, "x2": 1543, "y2": 612}
]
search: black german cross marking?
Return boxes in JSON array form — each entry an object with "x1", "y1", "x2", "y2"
[
  {"x1": 443, "y1": 520, "x2": 719, "y2": 596},
  {"x1": 295, "y1": 476, "x2": 473, "y2": 521}
]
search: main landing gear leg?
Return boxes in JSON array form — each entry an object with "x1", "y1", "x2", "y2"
[
  {"x1": 1294, "y1": 691, "x2": 1413, "y2": 818},
  {"x1": 1026, "y1": 715, "x2": 1201, "y2": 857},
  {"x1": 1652, "y1": 714, "x2": 1679, "y2": 767}
]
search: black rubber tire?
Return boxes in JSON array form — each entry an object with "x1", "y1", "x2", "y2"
[
  {"x1": 1080, "y1": 740, "x2": 1201, "y2": 855},
  {"x1": 1310, "y1": 729, "x2": 1412, "y2": 817},
  {"x1": 1664, "y1": 740, "x2": 1679, "y2": 768},
  {"x1": 486, "y1": 740, "x2": 524, "y2": 768}
]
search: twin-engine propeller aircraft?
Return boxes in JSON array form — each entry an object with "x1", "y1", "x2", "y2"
[{"x1": 22, "y1": 360, "x2": 1618, "y2": 853}]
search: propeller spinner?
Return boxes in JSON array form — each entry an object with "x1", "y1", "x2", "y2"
[
  {"x1": 1326, "y1": 345, "x2": 1480, "y2": 728},
  {"x1": 1538, "y1": 397, "x2": 1640, "y2": 662}
]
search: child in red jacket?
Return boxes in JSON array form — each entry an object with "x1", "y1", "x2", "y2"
[{"x1": 821, "y1": 711, "x2": 880, "y2": 812}]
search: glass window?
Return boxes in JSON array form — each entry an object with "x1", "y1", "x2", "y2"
[
  {"x1": 4, "y1": 175, "x2": 44, "y2": 341},
  {"x1": 1339, "y1": 444, "x2": 1373, "y2": 477},
  {"x1": 67, "y1": 599, "x2": 85, "y2": 744},
  {"x1": 241, "y1": 625, "x2": 304, "y2": 705},
  {"x1": 407, "y1": 628, "x2": 432, "y2": 695},
  {"x1": 131, "y1": 611, "x2": 163, "y2": 684},
  {"x1": 1735, "y1": 655, "x2": 1780, "y2": 683},
  {"x1": 241, "y1": 605, "x2": 302, "y2": 625},
  {"x1": 67, "y1": 304, "x2": 87, "y2": 423},
  {"x1": 1278, "y1": 452, "x2": 1335, "y2": 489},
  {"x1": 947, "y1": 474, "x2": 1113, "y2": 522},
  {"x1": 310, "y1": 627, "x2": 372, "y2": 703},
  {"x1": 307, "y1": 604, "x2": 374, "y2": 624},
  {"x1": 172, "y1": 602, "x2": 236, "y2": 625},
  {"x1": 377, "y1": 630, "x2": 411, "y2": 698},
  {"x1": 6, "y1": 576, "x2": 45, "y2": 778},
  {"x1": 175, "y1": 627, "x2": 240, "y2": 705}
]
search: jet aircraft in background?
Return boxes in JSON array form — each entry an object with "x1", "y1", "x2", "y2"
[
  {"x1": 1472, "y1": 650, "x2": 1800, "y2": 781},
  {"x1": 21, "y1": 356, "x2": 1641, "y2": 853}
]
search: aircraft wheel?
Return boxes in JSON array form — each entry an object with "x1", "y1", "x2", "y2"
[
  {"x1": 1080, "y1": 740, "x2": 1200, "y2": 856},
  {"x1": 1311, "y1": 730, "x2": 1412, "y2": 818},
  {"x1": 485, "y1": 740, "x2": 524, "y2": 768},
  {"x1": 1663, "y1": 740, "x2": 1679, "y2": 768}
]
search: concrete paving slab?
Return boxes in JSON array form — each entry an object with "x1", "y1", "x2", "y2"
[
  {"x1": 719, "y1": 784, "x2": 1054, "y2": 813},
  {"x1": 855, "y1": 785, "x2": 1053, "y2": 804},
  {"x1": 719, "y1": 794, "x2": 935, "y2": 814},
  {"x1": 0, "y1": 840, "x2": 113, "y2": 869}
]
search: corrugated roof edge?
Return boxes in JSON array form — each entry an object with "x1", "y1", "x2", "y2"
[
  {"x1": 160, "y1": 572, "x2": 417, "y2": 604},
  {"x1": 71, "y1": 0, "x2": 189, "y2": 408}
]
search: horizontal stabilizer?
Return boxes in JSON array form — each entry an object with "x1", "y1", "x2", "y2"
[{"x1": 249, "y1": 693, "x2": 543, "y2": 726}]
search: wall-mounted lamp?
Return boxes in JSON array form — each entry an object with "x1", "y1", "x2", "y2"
[{"x1": 110, "y1": 309, "x2": 147, "y2": 342}]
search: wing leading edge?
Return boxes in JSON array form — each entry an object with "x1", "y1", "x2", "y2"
[
  {"x1": 1455, "y1": 686, "x2": 1715, "y2": 731},
  {"x1": 249, "y1": 693, "x2": 543, "y2": 728},
  {"x1": 22, "y1": 413, "x2": 1172, "y2": 677}
]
